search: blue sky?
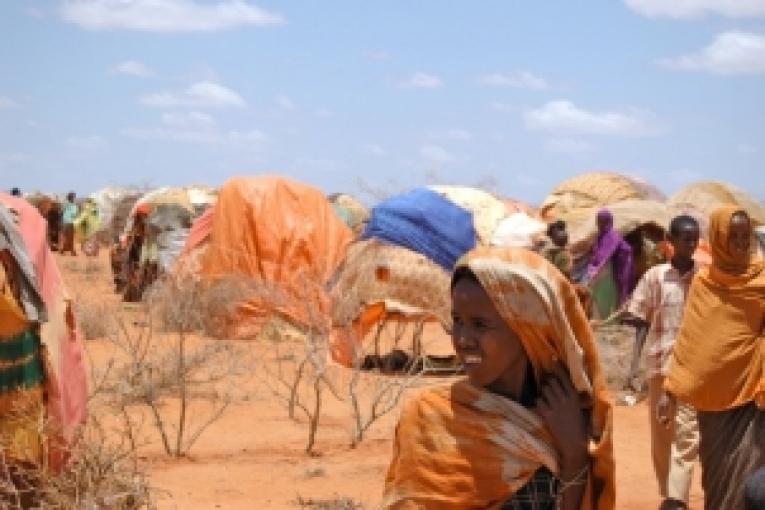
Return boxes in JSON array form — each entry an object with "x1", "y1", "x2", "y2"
[{"x1": 1, "y1": 0, "x2": 763, "y2": 204}]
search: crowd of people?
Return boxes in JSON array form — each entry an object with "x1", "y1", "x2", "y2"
[
  {"x1": 1, "y1": 185, "x2": 762, "y2": 508},
  {"x1": 384, "y1": 206, "x2": 763, "y2": 510}
]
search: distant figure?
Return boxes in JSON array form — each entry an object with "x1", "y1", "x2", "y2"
[
  {"x1": 59, "y1": 192, "x2": 78, "y2": 256},
  {"x1": 584, "y1": 209, "x2": 634, "y2": 319},
  {"x1": 664, "y1": 207, "x2": 764, "y2": 510},
  {"x1": 542, "y1": 220, "x2": 572, "y2": 279},
  {"x1": 9, "y1": 188, "x2": 21, "y2": 197},
  {"x1": 623, "y1": 215, "x2": 701, "y2": 510}
]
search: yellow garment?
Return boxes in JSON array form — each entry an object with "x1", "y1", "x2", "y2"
[
  {"x1": 0, "y1": 261, "x2": 44, "y2": 466},
  {"x1": 0, "y1": 257, "x2": 28, "y2": 338},
  {"x1": 383, "y1": 247, "x2": 615, "y2": 509},
  {"x1": 666, "y1": 206, "x2": 765, "y2": 411}
]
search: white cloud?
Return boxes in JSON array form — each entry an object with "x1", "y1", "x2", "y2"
[
  {"x1": 525, "y1": 99, "x2": 661, "y2": 136},
  {"x1": 275, "y1": 94, "x2": 296, "y2": 111},
  {"x1": 0, "y1": 97, "x2": 19, "y2": 109},
  {"x1": 112, "y1": 60, "x2": 154, "y2": 77},
  {"x1": 65, "y1": 135, "x2": 109, "y2": 153},
  {"x1": 140, "y1": 81, "x2": 246, "y2": 108},
  {"x1": 361, "y1": 144, "x2": 386, "y2": 156},
  {"x1": 660, "y1": 31, "x2": 765, "y2": 75},
  {"x1": 61, "y1": 0, "x2": 284, "y2": 32},
  {"x1": 420, "y1": 144, "x2": 455, "y2": 164},
  {"x1": 401, "y1": 72, "x2": 444, "y2": 89},
  {"x1": 625, "y1": 0, "x2": 765, "y2": 19},
  {"x1": 479, "y1": 71, "x2": 550, "y2": 90},
  {"x1": 544, "y1": 138, "x2": 597, "y2": 154}
]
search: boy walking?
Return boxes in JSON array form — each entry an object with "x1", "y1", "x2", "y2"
[{"x1": 624, "y1": 215, "x2": 701, "y2": 510}]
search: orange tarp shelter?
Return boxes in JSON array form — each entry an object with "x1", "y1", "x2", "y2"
[{"x1": 186, "y1": 176, "x2": 353, "y2": 339}]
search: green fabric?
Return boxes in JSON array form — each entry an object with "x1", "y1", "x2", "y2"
[
  {"x1": 590, "y1": 261, "x2": 618, "y2": 320},
  {"x1": 0, "y1": 330, "x2": 44, "y2": 392}
]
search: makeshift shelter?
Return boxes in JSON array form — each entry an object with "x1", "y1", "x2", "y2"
[
  {"x1": 0, "y1": 193, "x2": 88, "y2": 471},
  {"x1": 115, "y1": 186, "x2": 216, "y2": 301},
  {"x1": 330, "y1": 188, "x2": 480, "y2": 368},
  {"x1": 491, "y1": 212, "x2": 547, "y2": 249},
  {"x1": 329, "y1": 239, "x2": 453, "y2": 367},
  {"x1": 362, "y1": 187, "x2": 477, "y2": 270},
  {"x1": 541, "y1": 172, "x2": 665, "y2": 221},
  {"x1": 668, "y1": 181, "x2": 765, "y2": 227},
  {"x1": 182, "y1": 176, "x2": 352, "y2": 339},
  {"x1": 329, "y1": 193, "x2": 370, "y2": 235},
  {"x1": 428, "y1": 185, "x2": 506, "y2": 245}
]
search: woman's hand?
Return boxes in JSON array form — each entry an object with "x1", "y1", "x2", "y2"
[{"x1": 536, "y1": 362, "x2": 590, "y2": 474}]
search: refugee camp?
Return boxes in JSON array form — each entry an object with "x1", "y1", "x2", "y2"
[{"x1": 1, "y1": 2, "x2": 763, "y2": 509}]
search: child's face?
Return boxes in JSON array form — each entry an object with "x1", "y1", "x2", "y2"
[
  {"x1": 551, "y1": 229, "x2": 568, "y2": 247},
  {"x1": 670, "y1": 225, "x2": 699, "y2": 261}
]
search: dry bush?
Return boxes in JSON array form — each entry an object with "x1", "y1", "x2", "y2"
[
  {"x1": 294, "y1": 495, "x2": 363, "y2": 510},
  {"x1": 98, "y1": 281, "x2": 255, "y2": 458},
  {"x1": 35, "y1": 414, "x2": 155, "y2": 509},
  {"x1": 76, "y1": 301, "x2": 115, "y2": 340},
  {"x1": 346, "y1": 318, "x2": 427, "y2": 448}
]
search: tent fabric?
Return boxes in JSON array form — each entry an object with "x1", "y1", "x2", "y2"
[
  {"x1": 329, "y1": 193, "x2": 369, "y2": 231},
  {"x1": 181, "y1": 206, "x2": 215, "y2": 256},
  {"x1": 490, "y1": 212, "x2": 547, "y2": 249},
  {"x1": 122, "y1": 185, "x2": 217, "y2": 242},
  {"x1": 0, "y1": 193, "x2": 88, "y2": 471},
  {"x1": 89, "y1": 187, "x2": 142, "y2": 233},
  {"x1": 668, "y1": 181, "x2": 765, "y2": 227},
  {"x1": 197, "y1": 176, "x2": 353, "y2": 339},
  {"x1": 541, "y1": 172, "x2": 665, "y2": 221},
  {"x1": 328, "y1": 239, "x2": 452, "y2": 366},
  {"x1": 362, "y1": 188, "x2": 477, "y2": 270},
  {"x1": 428, "y1": 185, "x2": 507, "y2": 245}
]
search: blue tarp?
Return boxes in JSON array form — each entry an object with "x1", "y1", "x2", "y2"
[{"x1": 362, "y1": 188, "x2": 476, "y2": 270}]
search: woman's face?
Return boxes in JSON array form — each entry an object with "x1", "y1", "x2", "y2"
[
  {"x1": 451, "y1": 277, "x2": 528, "y2": 395},
  {"x1": 728, "y1": 213, "x2": 751, "y2": 259}
]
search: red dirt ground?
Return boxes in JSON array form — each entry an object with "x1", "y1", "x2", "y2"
[{"x1": 62, "y1": 253, "x2": 703, "y2": 509}]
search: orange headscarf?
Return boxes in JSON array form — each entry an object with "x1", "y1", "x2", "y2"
[
  {"x1": 666, "y1": 206, "x2": 764, "y2": 411},
  {"x1": 383, "y1": 247, "x2": 614, "y2": 509}
]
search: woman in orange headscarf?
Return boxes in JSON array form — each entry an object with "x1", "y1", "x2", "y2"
[
  {"x1": 383, "y1": 247, "x2": 614, "y2": 509},
  {"x1": 664, "y1": 206, "x2": 764, "y2": 510}
]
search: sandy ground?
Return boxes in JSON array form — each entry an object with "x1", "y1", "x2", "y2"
[{"x1": 61, "y1": 252, "x2": 703, "y2": 509}]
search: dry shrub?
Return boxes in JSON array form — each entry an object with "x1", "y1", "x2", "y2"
[
  {"x1": 294, "y1": 495, "x2": 362, "y2": 510},
  {"x1": 36, "y1": 414, "x2": 155, "y2": 509},
  {"x1": 100, "y1": 282, "x2": 255, "y2": 458},
  {"x1": 76, "y1": 301, "x2": 115, "y2": 340},
  {"x1": 146, "y1": 275, "x2": 258, "y2": 338}
]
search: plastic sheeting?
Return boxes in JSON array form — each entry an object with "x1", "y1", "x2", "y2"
[
  {"x1": 362, "y1": 188, "x2": 476, "y2": 270},
  {"x1": 490, "y1": 212, "x2": 547, "y2": 249},
  {"x1": 195, "y1": 176, "x2": 353, "y2": 338},
  {"x1": 428, "y1": 185, "x2": 507, "y2": 245}
]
